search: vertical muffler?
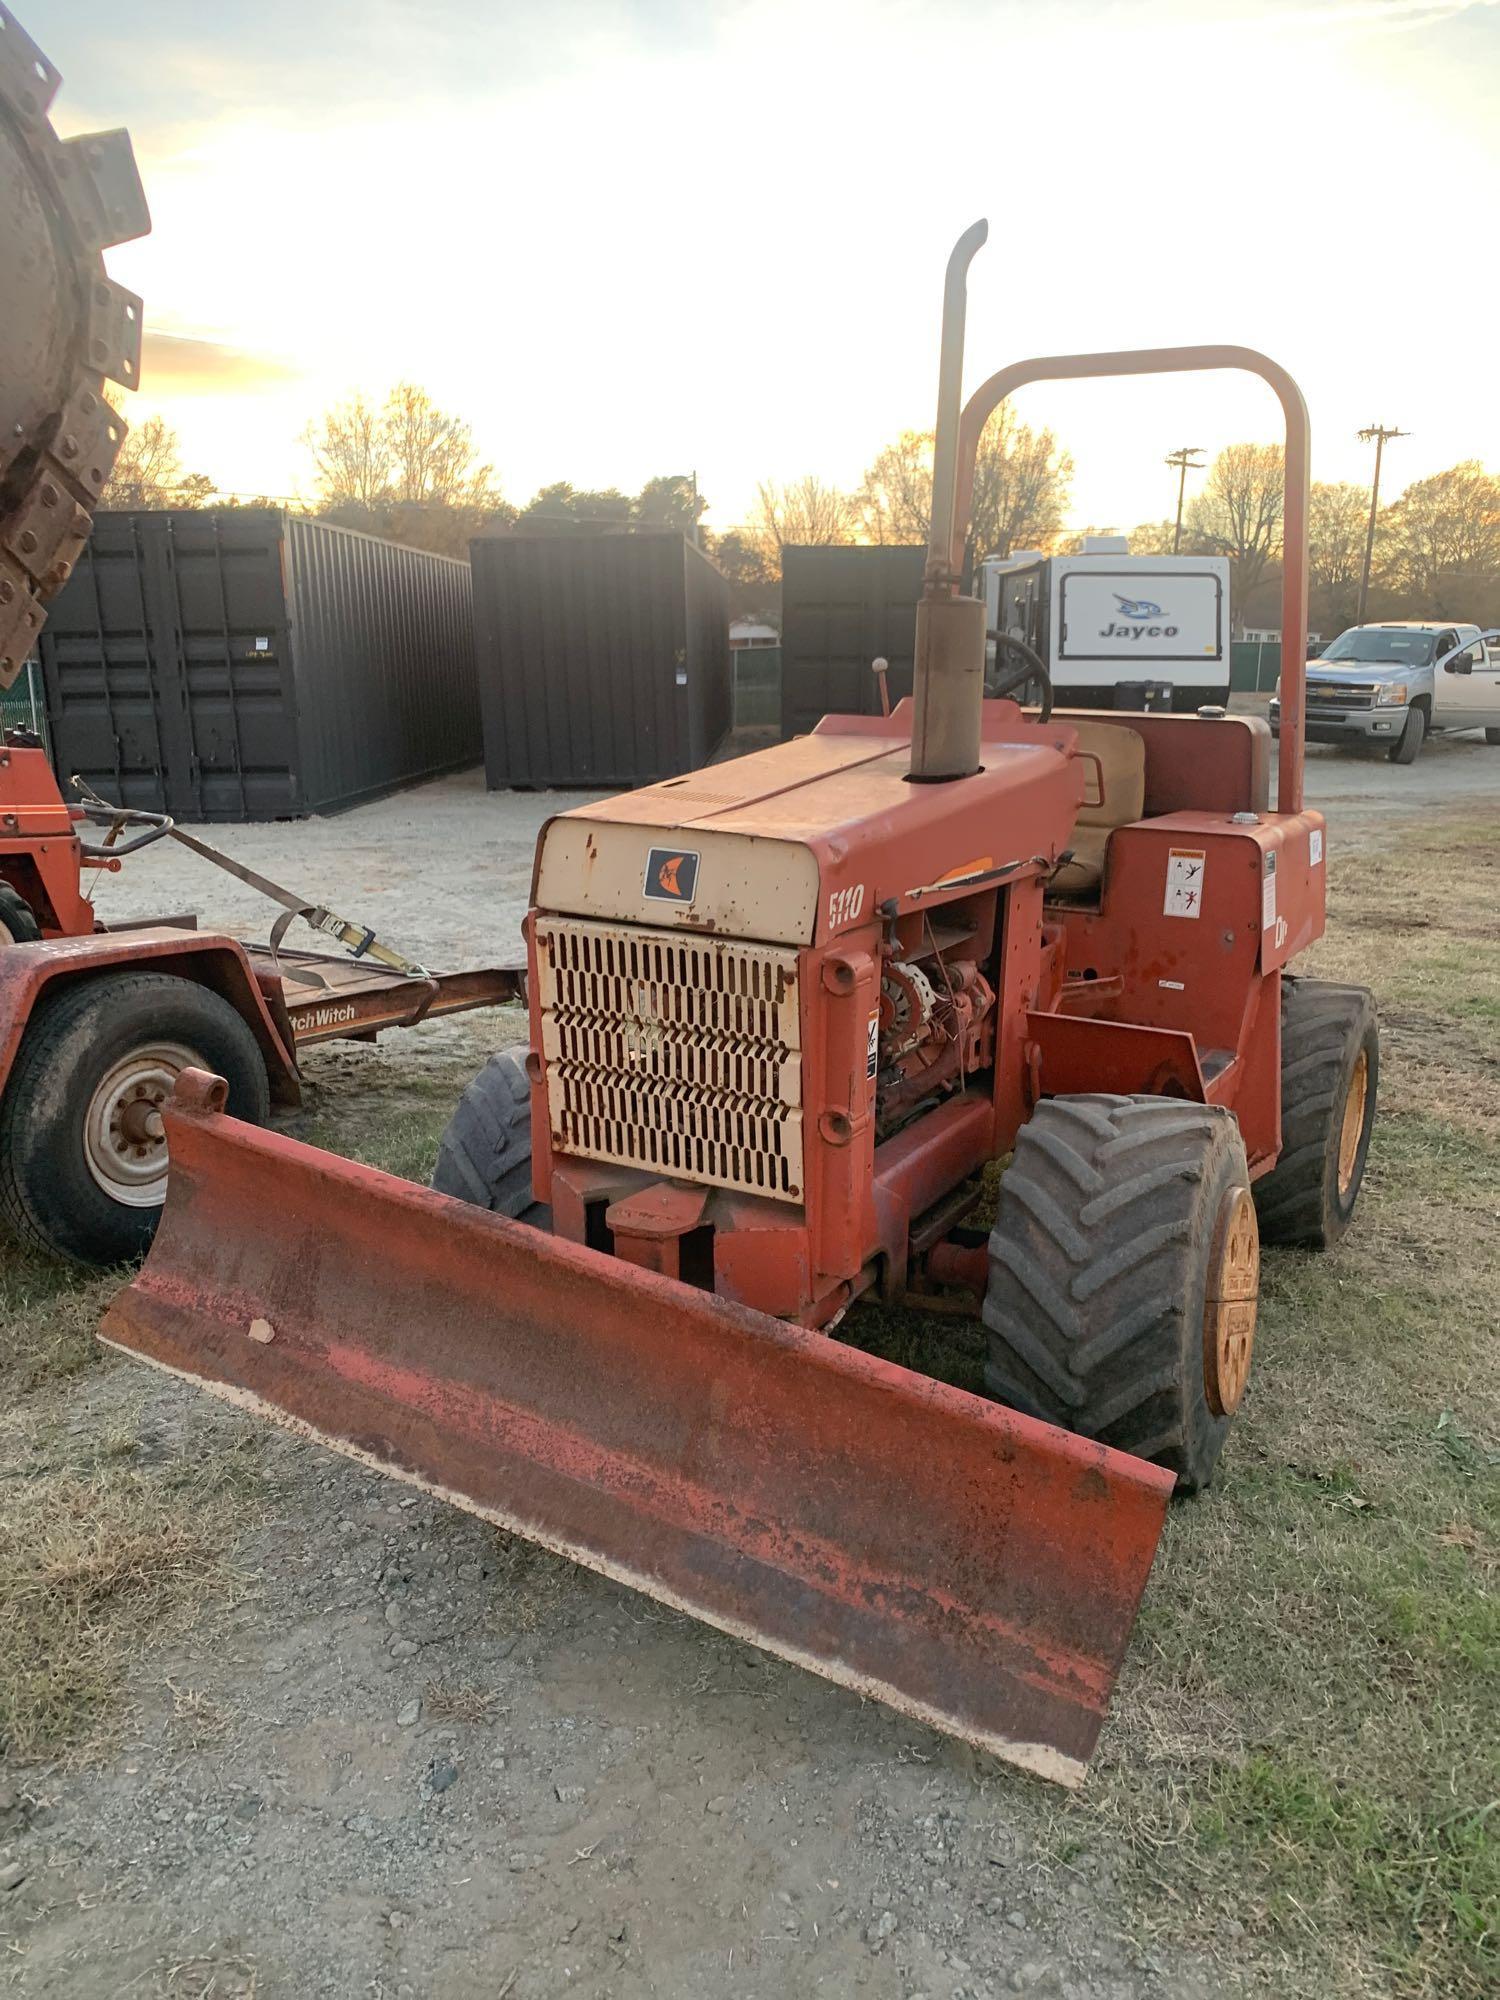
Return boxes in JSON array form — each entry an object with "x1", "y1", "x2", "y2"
[
  {"x1": 101, "y1": 1071, "x2": 1174, "y2": 1787},
  {"x1": 910, "y1": 220, "x2": 990, "y2": 783}
]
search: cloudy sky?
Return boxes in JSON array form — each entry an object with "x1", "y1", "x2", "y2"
[{"x1": 33, "y1": 0, "x2": 1500, "y2": 529}]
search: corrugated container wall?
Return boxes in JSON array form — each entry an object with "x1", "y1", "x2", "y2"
[
  {"x1": 779, "y1": 545, "x2": 927, "y2": 738},
  {"x1": 37, "y1": 509, "x2": 478, "y2": 820},
  {"x1": 473, "y1": 533, "x2": 730, "y2": 789}
]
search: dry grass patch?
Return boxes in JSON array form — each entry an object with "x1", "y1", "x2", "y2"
[{"x1": 0, "y1": 1426, "x2": 263, "y2": 1762}]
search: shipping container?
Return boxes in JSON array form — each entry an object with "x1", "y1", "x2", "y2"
[
  {"x1": 779, "y1": 545, "x2": 926, "y2": 738},
  {"x1": 473, "y1": 533, "x2": 730, "y2": 789},
  {"x1": 37, "y1": 510, "x2": 478, "y2": 820}
]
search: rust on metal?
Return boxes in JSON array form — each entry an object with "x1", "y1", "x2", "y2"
[
  {"x1": 102, "y1": 1077, "x2": 1175, "y2": 1787},
  {"x1": 0, "y1": 6, "x2": 149, "y2": 687}
]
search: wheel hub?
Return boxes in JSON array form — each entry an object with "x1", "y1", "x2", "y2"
[
  {"x1": 1337, "y1": 1047, "x2": 1370, "y2": 1200},
  {"x1": 1202, "y1": 1185, "x2": 1259, "y2": 1417},
  {"x1": 84, "y1": 1042, "x2": 199, "y2": 1207}
]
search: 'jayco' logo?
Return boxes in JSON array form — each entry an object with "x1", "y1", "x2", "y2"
[{"x1": 1101, "y1": 592, "x2": 1178, "y2": 640}]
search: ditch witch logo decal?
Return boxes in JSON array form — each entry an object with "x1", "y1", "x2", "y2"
[
  {"x1": 1100, "y1": 592, "x2": 1178, "y2": 639},
  {"x1": 643, "y1": 846, "x2": 700, "y2": 904}
]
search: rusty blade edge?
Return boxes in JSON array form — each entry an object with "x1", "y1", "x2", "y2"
[{"x1": 100, "y1": 1332, "x2": 1090, "y2": 1789}]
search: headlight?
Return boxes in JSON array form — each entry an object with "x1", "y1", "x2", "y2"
[{"x1": 1374, "y1": 682, "x2": 1408, "y2": 706}]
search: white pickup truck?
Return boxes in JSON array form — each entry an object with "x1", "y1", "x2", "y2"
[{"x1": 1270, "y1": 620, "x2": 1500, "y2": 763}]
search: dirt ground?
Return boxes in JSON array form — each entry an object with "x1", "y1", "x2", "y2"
[{"x1": 2, "y1": 731, "x2": 1496, "y2": 1999}]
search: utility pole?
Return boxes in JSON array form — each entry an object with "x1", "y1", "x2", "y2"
[
  {"x1": 1355, "y1": 424, "x2": 1407, "y2": 623},
  {"x1": 1164, "y1": 447, "x2": 1205, "y2": 553}
]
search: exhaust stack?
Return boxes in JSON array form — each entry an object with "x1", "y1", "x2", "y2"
[{"x1": 910, "y1": 220, "x2": 989, "y2": 783}]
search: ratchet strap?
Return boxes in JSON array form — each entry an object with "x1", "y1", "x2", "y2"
[{"x1": 72, "y1": 780, "x2": 429, "y2": 980}]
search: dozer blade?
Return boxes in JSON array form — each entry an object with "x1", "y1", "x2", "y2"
[{"x1": 101, "y1": 1071, "x2": 1174, "y2": 1787}]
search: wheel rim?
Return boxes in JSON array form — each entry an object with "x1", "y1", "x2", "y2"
[
  {"x1": 1203, "y1": 1186, "x2": 1259, "y2": 1418},
  {"x1": 1337, "y1": 1047, "x2": 1370, "y2": 1201},
  {"x1": 83, "y1": 1042, "x2": 200, "y2": 1207}
]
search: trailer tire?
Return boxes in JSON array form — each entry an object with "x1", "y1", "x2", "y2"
[
  {"x1": 0, "y1": 884, "x2": 41, "y2": 945},
  {"x1": 431, "y1": 1046, "x2": 551, "y2": 1228},
  {"x1": 982, "y1": 1096, "x2": 1259, "y2": 1493},
  {"x1": 1253, "y1": 977, "x2": 1377, "y2": 1249},
  {"x1": 0, "y1": 971, "x2": 270, "y2": 1265},
  {"x1": 1388, "y1": 700, "x2": 1427, "y2": 764}
]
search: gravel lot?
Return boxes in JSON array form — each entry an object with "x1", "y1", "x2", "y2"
[{"x1": 4, "y1": 731, "x2": 1496, "y2": 1999}]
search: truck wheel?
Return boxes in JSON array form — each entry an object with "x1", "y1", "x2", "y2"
[
  {"x1": 1485, "y1": 727, "x2": 1500, "y2": 745},
  {"x1": 982, "y1": 1096, "x2": 1258, "y2": 1493},
  {"x1": 1388, "y1": 702, "x2": 1427, "y2": 764},
  {"x1": 1253, "y1": 977, "x2": 1377, "y2": 1249},
  {"x1": 431, "y1": 1045, "x2": 551, "y2": 1227},
  {"x1": 0, "y1": 971, "x2": 270, "y2": 1265},
  {"x1": 0, "y1": 884, "x2": 41, "y2": 945}
]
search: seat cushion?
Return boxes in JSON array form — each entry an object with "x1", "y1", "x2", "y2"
[
  {"x1": 1048, "y1": 722, "x2": 1147, "y2": 896},
  {"x1": 1049, "y1": 826, "x2": 1110, "y2": 896}
]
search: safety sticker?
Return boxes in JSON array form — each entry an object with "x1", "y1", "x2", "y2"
[
  {"x1": 1163, "y1": 847, "x2": 1207, "y2": 919},
  {"x1": 1310, "y1": 827, "x2": 1324, "y2": 867},
  {"x1": 1262, "y1": 851, "x2": 1278, "y2": 931},
  {"x1": 866, "y1": 1011, "x2": 880, "y2": 1080}
]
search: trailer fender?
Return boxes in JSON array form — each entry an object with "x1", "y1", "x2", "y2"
[{"x1": 0, "y1": 930, "x2": 301, "y2": 1107}]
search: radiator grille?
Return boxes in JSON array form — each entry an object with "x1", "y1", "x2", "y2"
[{"x1": 535, "y1": 917, "x2": 804, "y2": 1202}]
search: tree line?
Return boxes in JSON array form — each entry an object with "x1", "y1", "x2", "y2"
[{"x1": 102, "y1": 387, "x2": 1500, "y2": 633}]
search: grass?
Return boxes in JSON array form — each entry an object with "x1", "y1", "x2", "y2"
[{"x1": 0, "y1": 1418, "x2": 263, "y2": 1761}]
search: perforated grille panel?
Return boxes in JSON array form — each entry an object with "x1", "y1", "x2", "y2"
[{"x1": 535, "y1": 917, "x2": 804, "y2": 1202}]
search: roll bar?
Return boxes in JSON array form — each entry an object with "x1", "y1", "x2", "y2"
[{"x1": 921, "y1": 222, "x2": 1313, "y2": 815}]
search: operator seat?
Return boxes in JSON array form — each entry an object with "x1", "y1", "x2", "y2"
[{"x1": 1048, "y1": 719, "x2": 1147, "y2": 898}]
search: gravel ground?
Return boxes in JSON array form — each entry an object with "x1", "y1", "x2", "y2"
[{"x1": 4, "y1": 735, "x2": 1496, "y2": 1999}]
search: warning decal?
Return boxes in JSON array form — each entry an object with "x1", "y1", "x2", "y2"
[
  {"x1": 1262, "y1": 851, "x2": 1278, "y2": 932},
  {"x1": 866, "y1": 1011, "x2": 880, "y2": 1080},
  {"x1": 1163, "y1": 847, "x2": 1207, "y2": 919},
  {"x1": 1310, "y1": 827, "x2": 1324, "y2": 866}
]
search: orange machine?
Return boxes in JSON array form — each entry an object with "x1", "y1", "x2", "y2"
[{"x1": 102, "y1": 224, "x2": 1377, "y2": 1786}]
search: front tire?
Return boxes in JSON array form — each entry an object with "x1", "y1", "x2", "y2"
[
  {"x1": 982, "y1": 1096, "x2": 1259, "y2": 1493},
  {"x1": 1388, "y1": 702, "x2": 1427, "y2": 764},
  {"x1": 432, "y1": 1045, "x2": 550, "y2": 1227},
  {"x1": 0, "y1": 883, "x2": 41, "y2": 945},
  {"x1": 0, "y1": 971, "x2": 270, "y2": 1265},
  {"x1": 1254, "y1": 977, "x2": 1377, "y2": 1249}
]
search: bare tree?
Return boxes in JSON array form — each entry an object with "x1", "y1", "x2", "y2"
[
  {"x1": 102, "y1": 413, "x2": 213, "y2": 509},
  {"x1": 1123, "y1": 519, "x2": 1181, "y2": 556},
  {"x1": 1307, "y1": 481, "x2": 1370, "y2": 630},
  {"x1": 750, "y1": 476, "x2": 856, "y2": 573},
  {"x1": 855, "y1": 412, "x2": 1072, "y2": 561},
  {"x1": 1185, "y1": 443, "x2": 1284, "y2": 620},
  {"x1": 1382, "y1": 461, "x2": 1500, "y2": 610},
  {"x1": 857, "y1": 431, "x2": 933, "y2": 546},
  {"x1": 384, "y1": 382, "x2": 489, "y2": 507},
  {"x1": 968, "y1": 408, "x2": 1073, "y2": 561},
  {"x1": 304, "y1": 393, "x2": 392, "y2": 509}
]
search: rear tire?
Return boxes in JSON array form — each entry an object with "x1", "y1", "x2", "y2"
[
  {"x1": 432, "y1": 1045, "x2": 550, "y2": 1227},
  {"x1": 982, "y1": 1096, "x2": 1259, "y2": 1493},
  {"x1": 1388, "y1": 702, "x2": 1427, "y2": 763},
  {"x1": 1253, "y1": 977, "x2": 1377, "y2": 1249},
  {"x1": 0, "y1": 883, "x2": 41, "y2": 945},
  {"x1": 0, "y1": 971, "x2": 270, "y2": 1265}
]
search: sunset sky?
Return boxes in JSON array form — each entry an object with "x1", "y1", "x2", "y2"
[{"x1": 35, "y1": 0, "x2": 1500, "y2": 531}]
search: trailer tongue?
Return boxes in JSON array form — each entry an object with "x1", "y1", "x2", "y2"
[{"x1": 102, "y1": 1069, "x2": 1172, "y2": 1788}]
